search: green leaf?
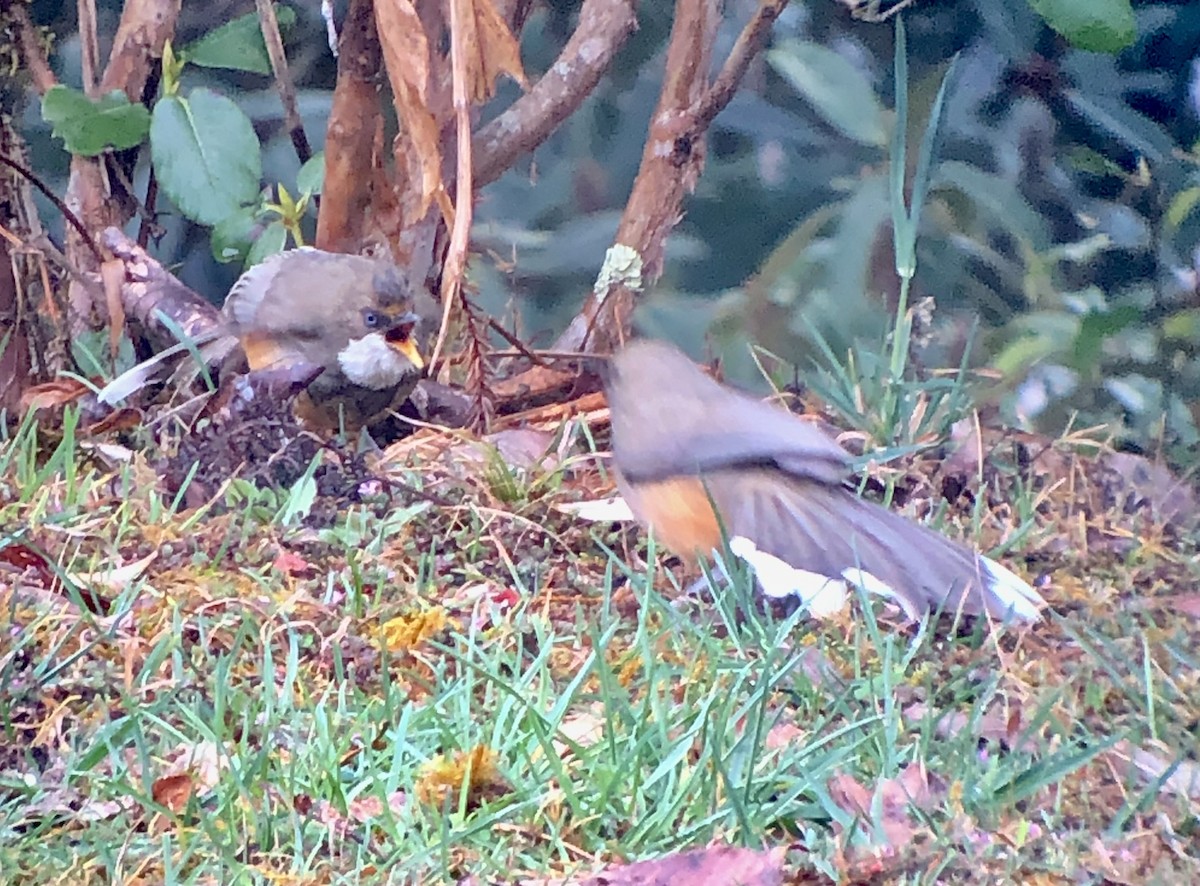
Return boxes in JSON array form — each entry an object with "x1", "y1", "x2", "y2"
[
  {"x1": 296, "y1": 151, "x2": 325, "y2": 197},
  {"x1": 150, "y1": 89, "x2": 263, "y2": 227},
  {"x1": 41, "y1": 85, "x2": 150, "y2": 156},
  {"x1": 1072, "y1": 305, "x2": 1142, "y2": 371},
  {"x1": 1165, "y1": 186, "x2": 1200, "y2": 230},
  {"x1": 768, "y1": 40, "x2": 887, "y2": 147},
  {"x1": 246, "y1": 219, "x2": 289, "y2": 267},
  {"x1": 182, "y1": 6, "x2": 298, "y2": 75},
  {"x1": 211, "y1": 206, "x2": 262, "y2": 264},
  {"x1": 1026, "y1": 0, "x2": 1136, "y2": 54}
]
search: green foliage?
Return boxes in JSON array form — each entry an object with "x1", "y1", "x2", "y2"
[
  {"x1": 181, "y1": 6, "x2": 298, "y2": 75},
  {"x1": 767, "y1": 40, "x2": 887, "y2": 147},
  {"x1": 1026, "y1": 0, "x2": 1136, "y2": 53},
  {"x1": 40, "y1": 85, "x2": 150, "y2": 156},
  {"x1": 150, "y1": 89, "x2": 263, "y2": 227}
]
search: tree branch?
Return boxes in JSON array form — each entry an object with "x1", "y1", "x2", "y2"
[
  {"x1": 4, "y1": 1, "x2": 57, "y2": 93},
  {"x1": 552, "y1": 0, "x2": 721, "y2": 354},
  {"x1": 315, "y1": 0, "x2": 383, "y2": 253},
  {"x1": 686, "y1": 0, "x2": 788, "y2": 137},
  {"x1": 472, "y1": 0, "x2": 638, "y2": 188}
]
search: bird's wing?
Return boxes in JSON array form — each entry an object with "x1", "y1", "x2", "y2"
[
  {"x1": 708, "y1": 470, "x2": 1044, "y2": 622},
  {"x1": 225, "y1": 249, "x2": 373, "y2": 338},
  {"x1": 612, "y1": 381, "x2": 851, "y2": 487}
]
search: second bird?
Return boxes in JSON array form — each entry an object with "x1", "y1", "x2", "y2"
[{"x1": 604, "y1": 339, "x2": 1046, "y2": 624}]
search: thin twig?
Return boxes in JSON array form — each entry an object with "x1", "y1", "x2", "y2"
[
  {"x1": 686, "y1": 0, "x2": 789, "y2": 137},
  {"x1": 256, "y1": 0, "x2": 312, "y2": 164},
  {"x1": 0, "y1": 155, "x2": 104, "y2": 265}
]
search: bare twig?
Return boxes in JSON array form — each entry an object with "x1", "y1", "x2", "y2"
[
  {"x1": 0, "y1": 155, "x2": 104, "y2": 265},
  {"x1": 256, "y1": 0, "x2": 312, "y2": 164},
  {"x1": 547, "y1": 0, "x2": 787, "y2": 357},
  {"x1": 686, "y1": 0, "x2": 789, "y2": 137},
  {"x1": 440, "y1": 0, "x2": 491, "y2": 430},
  {"x1": 78, "y1": 0, "x2": 100, "y2": 93},
  {"x1": 552, "y1": 0, "x2": 722, "y2": 354}
]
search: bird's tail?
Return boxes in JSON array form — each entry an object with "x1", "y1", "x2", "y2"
[
  {"x1": 97, "y1": 328, "x2": 233, "y2": 405},
  {"x1": 711, "y1": 471, "x2": 1046, "y2": 623}
]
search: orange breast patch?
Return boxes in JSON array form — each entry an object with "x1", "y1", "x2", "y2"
[{"x1": 623, "y1": 476, "x2": 723, "y2": 561}]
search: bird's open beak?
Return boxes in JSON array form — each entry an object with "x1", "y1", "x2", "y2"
[{"x1": 384, "y1": 312, "x2": 425, "y2": 370}]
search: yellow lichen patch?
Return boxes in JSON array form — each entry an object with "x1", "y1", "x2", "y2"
[
  {"x1": 414, "y1": 745, "x2": 508, "y2": 809},
  {"x1": 377, "y1": 607, "x2": 449, "y2": 652}
]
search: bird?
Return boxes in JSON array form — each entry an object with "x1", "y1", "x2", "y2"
[
  {"x1": 603, "y1": 339, "x2": 1046, "y2": 624},
  {"x1": 99, "y1": 248, "x2": 440, "y2": 432}
]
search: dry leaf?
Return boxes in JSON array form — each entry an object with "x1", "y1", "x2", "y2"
[
  {"x1": 453, "y1": 0, "x2": 528, "y2": 103},
  {"x1": 152, "y1": 773, "x2": 196, "y2": 813},
  {"x1": 415, "y1": 745, "x2": 509, "y2": 808},
  {"x1": 1109, "y1": 740, "x2": 1200, "y2": 803},
  {"x1": 68, "y1": 551, "x2": 157, "y2": 593},
  {"x1": 827, "y1": 763, "x2": 945, "y2": 852},
  {"x1": 20, "y1": 378, "x2": 91, "y2": 412},
  {"x1": 378, "y1": 607, "x2": 449, "y2": 652},
  {"x1": 376, "y1": 0, "x2": 444, "y2": 224}
]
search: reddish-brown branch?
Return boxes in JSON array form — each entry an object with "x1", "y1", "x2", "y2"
[
  {"x1": 6, "y1": 1, "x2": 57, "y2": 93},
  {"x1": 552, "y1": 0, "x2": 721, "y2": 354},
  {"x1": 0, "y1": 155, "x2": 104, "y2": 265},
  {"x1": 472, "y1": 0, "x2": 638, "y2": 188},
  {"x1": 99, "y1": 227, "x2": 223, "y2": 349},
  {"x1": 316, "y1": 0, "x2": 383, "y2": 253},
  {"x1": 548, "y1": 0, "x2": 787, "y2": 358},
  {"x1": 63, "y1": 0, "x2": 181, "y2": 335},
  {"x1": 686, "y1": 0, "x2": 788, "y2": 137}
]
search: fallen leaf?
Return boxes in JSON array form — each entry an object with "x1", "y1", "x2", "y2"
[
  {"x1": 827, "y1": 763, "x2": 945, "y2": 852},
  {"x1": 152, "y1": 773, "x2": 196, "y2": 813},
  {"x1": 68, "y1": 551, "x2": 157, "y2": 592},
  {"x1": 415, "y1": 745, "x2": 509, "y2": 808},
  {"x1": 1108, "y1": 740, "x2": 1200, "y2": 802},
  {"x1": 272, "y1": 549, "x2": 315, "y2": 577},
  {"x1": 19, "y1": 378, "x2": 92, "y2": 412}
]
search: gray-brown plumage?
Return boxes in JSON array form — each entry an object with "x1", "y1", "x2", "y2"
[
  {"x1": 100, "y1": 248, "x2": 440, "y2": 432},
  {"x1": 604, "y1": 339, "x2": 1045, "y2": 623}
]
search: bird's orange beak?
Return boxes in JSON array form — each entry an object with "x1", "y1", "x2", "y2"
[{"x1": 384, "y1": 312, "x2": 424, "y2": 370}]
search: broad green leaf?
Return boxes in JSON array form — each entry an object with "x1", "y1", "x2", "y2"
[
  {"x1": 150, "y1": 89, "x2": 263, "y2": 227},
  {"x1": 41, "y1": 85, "x2": 150, "y2": 156},
  {"x1": 296, "y1": 151, "x2": 325, "y2": 197},
  {"x1": 1026, "y1": 0, "x2": 1135, "y2": 54},
  {"x1": 768, "y1": 40, "x2": 887, "y2": 147},
  {"x1": 183, "y1": 6, "x2": 298, "y2": 75}
]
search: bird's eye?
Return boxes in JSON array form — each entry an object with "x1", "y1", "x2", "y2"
[{"x1": 362, "y1": 310, "x2": 382, "y2": 329}]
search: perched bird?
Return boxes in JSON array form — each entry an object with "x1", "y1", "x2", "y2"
[
  {"x1": 99, "y1": 248, "x2": 439, "y2": 432},
  {"x1": 604, "y1": 339, "x2": 1046, "y2": 624}
]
